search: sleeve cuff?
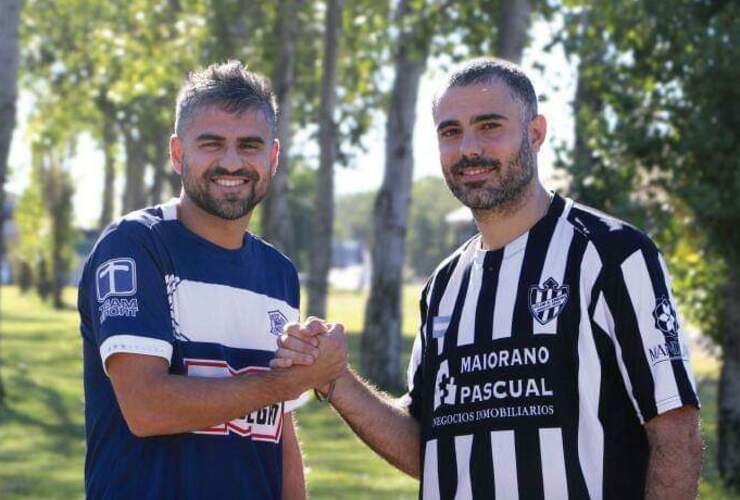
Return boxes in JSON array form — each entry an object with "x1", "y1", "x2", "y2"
[
  {"x1": 284, "y1": 391, "x2": 311, "y2": 413},
  {"x1": 99, "y1": 334, "x2": 173, "y2": 377}
]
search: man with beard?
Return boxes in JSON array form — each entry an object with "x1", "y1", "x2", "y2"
[
  {"x1": 77, "y1": 61, "x2": 347, "y2": 500},
  {"x1": 274, "y1": 58, "x2": 703, "y2": 499}
]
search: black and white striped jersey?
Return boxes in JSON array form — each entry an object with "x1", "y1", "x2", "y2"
[{"x1": 404, "y1": 193, "x2": 699, "y2": 500}]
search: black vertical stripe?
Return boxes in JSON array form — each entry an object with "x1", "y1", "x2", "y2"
[
  {"x1": 438, "y1": 436, "x2": 458, "y2": 500},
  {"x1": 515, "y1": 427, "x2": 544, "y2": 500},
  {"x1": 511, "y1": 196, "x2": 565, "y2": 338},
  {"x1": 475, "y1": 250, "x2": 504, "y2": 345},
  {"x1": 470, "y1": 432, "x2": 496, "y2": 500},
  {"x1": 559, "y1": 235, "x2": 591, "y2": 499},
  {"x1": 641, "y1": 247, "x2": 699, "y2": 407},
  {"x1": 606, "y1": 266, "x2": 659, "y2": 420}
]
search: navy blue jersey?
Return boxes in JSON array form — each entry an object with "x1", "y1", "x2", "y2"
[{"x1": 78, "y1": 201, "x2": 301, "y2": 500}]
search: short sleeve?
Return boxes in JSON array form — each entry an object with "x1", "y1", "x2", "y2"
[
  {"x1": 597, "y1": 238, "x2": 699, "y2": 424},
  {"x1": 81, "y1": 224, "x2": 174, "y2": 375}
]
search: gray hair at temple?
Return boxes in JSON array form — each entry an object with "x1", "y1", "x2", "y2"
[
  {"x1": 174, "y1": 60, "x2": 278, "y2": 137},
  {"x1": 432, "y1": 57, "x2": 539, "y2": 123}
]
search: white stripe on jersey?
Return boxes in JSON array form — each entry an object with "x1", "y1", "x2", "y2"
[
  {"x1": 423, "y1": 439, "x2": 441, "y2": 500},
  {"x1": 407, "y1": 334, "x2": 423, "y2": 395},
  {"x1": 492, "y1": 233, "x2": 529, "y2": 340},
  {"x1": 454, "y1": 435, "x2": 474, "y2": 500},
  {"x1": 435, "y1": 240, "x2": 477, "y2": 354},
  {"x1": 171, "y1": 279, "x2": 299, "y2": 352},
  {"x1": 491, "y1": 430, "x2": 519, "y2": 500},
  {"x1": 458, "y1": 259, "x2": 484, "y2": 346},
  {"x1": 534, "y1": 205, "x2": 575, "y2": 335},
  {"x1": 577, "y1": 243, "x2": 605, "y2": 500},
  {"x1": 621, "y1": 250, "x2": 681, "y2": 413},
  {"x1": 539, "y1": 428, "x2": 568, "y2": 500}
]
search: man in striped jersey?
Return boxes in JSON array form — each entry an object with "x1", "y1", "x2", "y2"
[{"x1": 274, "y1": 58, "x2": 703, "y2": 499}]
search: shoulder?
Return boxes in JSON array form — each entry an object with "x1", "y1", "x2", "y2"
[
  {"x1": 565, "y1": 199, "x2": 660, "y2": 265},
  {"x1": 431, "y1": 234, "x2": 478, "y2": 280},
  {"x1": 249, "y1": 234, "x2": 299, "y2": 276},
  {"x1": 91, "y1": 206, "x2": 168, "y2": 255}
]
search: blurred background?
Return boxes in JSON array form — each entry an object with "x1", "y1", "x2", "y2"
[{"x1": 0, "y1": 0, "x2": 738, "y2": 498}]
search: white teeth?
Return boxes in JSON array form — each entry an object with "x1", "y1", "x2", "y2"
[
  {"x1": 214, "y1": 178, "x2": 246, "y2": 187},
  {"x1": 462, "y1": 168, "x2": 490, "y2": 176}
]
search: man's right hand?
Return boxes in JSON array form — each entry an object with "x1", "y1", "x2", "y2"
[{"x1": 271, "y1": 318, "x2": 348, "y2": 393}]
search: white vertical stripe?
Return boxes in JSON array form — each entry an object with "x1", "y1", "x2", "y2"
[
  {"x1": 436, "y1": 240, "x2": 477, "y2": 354},
  {"x1": 539, "y1": 428, "x2": 569, "y2": 500},
  {"x1": 578, "y1": 243, "x2": 605, "y2": 500},
  {"x1": 491, "y1": 430, "x2": 519, "y2": 499},
  {"x1": 492, "y1": 233, "x2": 529, "y2": 340},
  {"x1": 622, "y1": 250, "x2": 681, "y2": 413},
  {"x1": 658, "y1": 255, "x2": 698, "y2": 396},
  {"x1": 423, "y1": 440, "x2": 441, "y2": 500},
  {"x1": 534, "y1": 215, "x2": 575, "y2": 335},
  {"x1": 406, "y1": 334, "x2": 423, "y2": 393},
  {"x1": 457, "y1": 261, "x2": 484, "y2": 346},
  {"x1": 454, "y1": 435, "x2": 473, "y2": 500}
]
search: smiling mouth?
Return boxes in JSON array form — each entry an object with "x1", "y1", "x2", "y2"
[{"x1": 212, "y1": 177, "x2": 250, "y2": 187}]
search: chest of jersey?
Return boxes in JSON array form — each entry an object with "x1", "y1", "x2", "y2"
[{"x1": 421, "y1": 246, "x2": 588, "y2": 438}]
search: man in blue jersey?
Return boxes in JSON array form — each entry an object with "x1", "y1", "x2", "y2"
[
  {"x1": 274, "y1": 58, "x2": 703, "y2": 499},
  {"x1": 78, "y1": 60, "x2": 347, "y2": 499}
]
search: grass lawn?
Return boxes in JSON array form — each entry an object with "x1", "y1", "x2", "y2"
[{"x1": 0, "y1": 285, "x2": 735, "y2": 498}]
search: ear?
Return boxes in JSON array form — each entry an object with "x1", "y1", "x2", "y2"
[
  {"x1": 528, "y1": 115, "x2": 547, "y2": 153},
  {"x1": 170, "y1": 134, "x2": 184, "y2": 175},
  {"x1": 269, "y1": 138, "x2": 280, "y2": 178}
]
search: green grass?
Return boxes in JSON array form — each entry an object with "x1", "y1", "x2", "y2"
[{"x1": 0, "y1": 285, "x2": 735, "y2": 498}]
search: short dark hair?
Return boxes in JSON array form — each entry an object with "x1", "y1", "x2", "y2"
[
  {"x1": 175, "y1": 60, "x2": 278, "y2": 137},
  {"x1": 434, "y1": 57, "x2": 538, "y2": 121}
]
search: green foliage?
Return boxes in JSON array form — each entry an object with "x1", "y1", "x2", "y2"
[{"x1": 557, "y1": 0, "x2": 740, "y2": 341}]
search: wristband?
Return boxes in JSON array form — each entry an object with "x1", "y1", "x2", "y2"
[{"x1": 314, "y1": 379, "x2": 337, "y2": 403}]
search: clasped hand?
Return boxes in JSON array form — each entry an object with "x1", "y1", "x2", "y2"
[{"x1": 270, "y1": 317, "x2": 348, "y2": 394}]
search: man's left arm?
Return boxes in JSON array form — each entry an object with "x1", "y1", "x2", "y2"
[
  {"x1": 282, "y1": 413, "x2": 306, "y2": 500},
  {"x1": 644, "y1": 405, "x2": 703, "y2": 499}
]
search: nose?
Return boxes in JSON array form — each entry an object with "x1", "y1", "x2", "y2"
[
  {"x1": 459, "y1": 131, "x2": 482, "y2": 159},
  {"x1": 220, "y1": 145, "x2": 242, "y2": 172}
]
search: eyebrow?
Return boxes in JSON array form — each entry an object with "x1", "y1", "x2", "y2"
[
  {"x1": 195, "y1": 133, "x2": 265, "y2": 144},
  {"x1": 436, "y1": 113, "x2": 509, "y2": 133}
]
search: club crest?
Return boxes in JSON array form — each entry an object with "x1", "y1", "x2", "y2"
[
  {"x1": 529, "y1": 277, "x2": 569, "y2": 325},
  {"x1": 268, "y1": 310, "x2": 288, "y2": 336}
]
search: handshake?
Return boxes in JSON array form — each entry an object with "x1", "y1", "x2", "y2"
[{"x1": 270, "y1": 318, "x2": 349, "y2": 399}]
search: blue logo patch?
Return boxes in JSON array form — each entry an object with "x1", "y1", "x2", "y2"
[
  {"x1": 268, "y1": 310, "x2": 288, "y2": 336},
  {"x1": 96, "y1": 258, "x2": 137, "y2": 302}
]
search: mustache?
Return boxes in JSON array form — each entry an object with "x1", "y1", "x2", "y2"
[
  {"x1": 450, "y1": 156, "x2": 500, "y2": 175},
  {"x1": 206, "y1": 166, "x2": 259, "y2": 181}
]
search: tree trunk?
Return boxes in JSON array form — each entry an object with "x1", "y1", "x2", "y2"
[
  {"x1": 122, "y1": 126, "x2": 148, "y2": 214},
  {"x1": 361, "y1": 0, "x2": 428, "y2": 390},
  {"x1": 307, "y1": 0, "x2": 343, "y2": 318},
  {"x1": 97, "y1": 105, "x2": 117, "y2": 231},
  {"x1": 148, "y1": 130, "x2": 170, "y2": 205},
  {"x1": 719, "y1": 265, "x2": 740, "y2": 490},
  {"x1": 261, "y1": 0, "x2": 300, "y2": 254},
  {"x1": 495, "y1": 0, "x2": 532, "y2": 63},
  {"x1": 0, "y1": 0, "x2": 22, "y2": 405}
]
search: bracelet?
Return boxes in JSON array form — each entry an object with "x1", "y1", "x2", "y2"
[{"x1": 314, "y1": 380, "x2": 337, "y2": 403}]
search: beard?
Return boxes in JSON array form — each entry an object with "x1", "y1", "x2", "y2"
[
  {"x1": 181, "y1": 157, "x2": 269, "y2": 221},
  {"x1": 443, "y1": 132, "x2": 536, "y2": 212}
]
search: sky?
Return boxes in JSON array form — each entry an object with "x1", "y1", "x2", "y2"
[{"x1": 7, "y1": 17, "x2": 576, "y2": 229}]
